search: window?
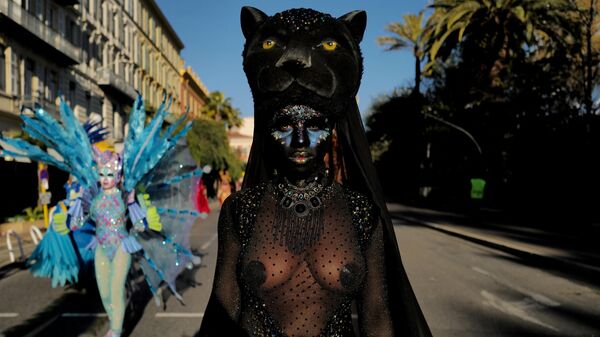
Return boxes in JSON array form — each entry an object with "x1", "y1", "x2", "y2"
[
  {"x1": 46, "y1": 70, "x2": 57, "y2": 102},
  {"x1": 49, "y1": 6, "x2": 58, "y2": 30},
  {"x1": 82, "y1": 31, "x2": 89, "y2": 64},
  {"x1": 85, "y1": 91, "x2": 91, "y2": 116},
  {"x1": 24, "y1": 58, "x2": 35, "y2": 98},
  {"x1": 68, "y1": 81, "x2": 76, "y2": 106},
  {"x1": 118, "y1": 55, "x2": 125, "y2": 76},
  {"x1": 66, "y1": 19, "x2": 75, "y2": 44},
  {"x1": 0, "y1": 46, "x2": 5, "y2": 93},
  {"x1": 11, "y1": 52, "x2": 20, "y2": 96},
  {"x1": 113, "y1": 101, "x2": 123, "y2": 140}
]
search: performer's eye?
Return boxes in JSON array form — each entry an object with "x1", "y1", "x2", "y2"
[
  {"x1": 279, "y1": 124, "x2": 293, "y2": 132},
  {"x1": 262, "y1": 38, "x2": 277, "y2": 50},
  {"x1": 320, "y1": 40, "x2": 338, "y2": 52}
]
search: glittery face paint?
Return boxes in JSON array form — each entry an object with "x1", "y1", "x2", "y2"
[
  {"x1": 99, "y1": 166, "x2": 118, "y2": 190},
  {"x1": 270, "y1": 105, "x2": 331, "y2": 172}
]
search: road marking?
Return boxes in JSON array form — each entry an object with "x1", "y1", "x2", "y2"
[
  {"x1": 0, "y1": 313, "x2": 18, "y2": 318},
  {"x1": 473, "y1": 266, "x2": 561, "y2": 308},
  {"x1": 201, "y1": 233, "x2": 218, "y2": 250},
  {"x1": 155, "y1": 312, "x2": 204, "y2": 318},
  {"x1": 62, "y1": 313, "x2": 108, "y2": 317},
  {"x1": 472, "y1": 266, "x2": 493, "y2": 277},
  {"x1": 481, "y1": 290, "x2": 559, "y2": 332}
]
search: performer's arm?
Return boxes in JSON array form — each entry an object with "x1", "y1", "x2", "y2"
[
  {"x1": 212, "y1": 196, "x2": 242, "y2": 321},
  {"x1": 53, "y1": 197, "x2": 87, "y2": 234},
  {"x1": 357, "y1": 218, "x2": 394, "y2": 337}
]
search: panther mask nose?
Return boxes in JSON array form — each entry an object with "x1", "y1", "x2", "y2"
[{"x1": 275, "y1": 42, "x2": 312, "y2": 71}]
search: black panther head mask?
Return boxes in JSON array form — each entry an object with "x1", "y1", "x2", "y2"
[{"x1": 241, "y1": 7, "x2": 366, "y2": 121}]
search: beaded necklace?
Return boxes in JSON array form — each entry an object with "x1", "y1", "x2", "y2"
[{"x1": 272, "y1": 175, "x2": 334, "y2": 254}]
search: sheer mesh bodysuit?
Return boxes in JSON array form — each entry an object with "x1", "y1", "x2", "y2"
[{"x1": 213, "y1": 182, "x2": 394, "y2": 337}]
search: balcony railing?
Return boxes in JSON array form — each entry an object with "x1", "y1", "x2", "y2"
[
  {"x1": 19, "y1": 95, "x2": 59, "y2": 116},
  {"x1": 97, "y1": 68, "x2": 137, "y2": 102},
  {"x1": 0, "y1": 0, "x2": 80, "y2": 64}
]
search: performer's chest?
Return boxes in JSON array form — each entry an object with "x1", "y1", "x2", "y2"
[{"x1": 239, "y1": 195, "x2": 366, "y2": 293}]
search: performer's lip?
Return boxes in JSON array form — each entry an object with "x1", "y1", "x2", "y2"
[{"x1": 289, "y1": 151, "x2": 312, "y2": 164}]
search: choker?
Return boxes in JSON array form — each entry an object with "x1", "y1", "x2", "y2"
[{"x1": 272, "y1": 177, "x2": 333, "y2": 254}]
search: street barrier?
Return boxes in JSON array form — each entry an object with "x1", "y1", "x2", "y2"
[
  {"x1": 30, "y1": 225, "x2": 43, "y2": 245},
  {"x1": 6, "y1": 230, "x2": 25, "y2": 263}
]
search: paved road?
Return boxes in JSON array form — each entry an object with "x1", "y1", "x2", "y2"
[
  {"x1": 2, "y1": 207, "x2": 599, "y2": 336},
  {"x1": 0, "y1": 204, "x2": 221, "y2": 337},
  {"x1": 395, "y1": 219, "x2": 600, "y2": 337}
]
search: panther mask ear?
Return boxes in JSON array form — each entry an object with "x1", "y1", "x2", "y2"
[
  {"x1": 338, "y1": 10, "x2": 367, "y2": 43},
  {"x1": 241, "y1": 6, "x2": 268, "y2": 39}
]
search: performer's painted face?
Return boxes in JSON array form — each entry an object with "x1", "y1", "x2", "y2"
[
  {"x1": 269, "y1": 105, "x2": 332, "y2": 174},
  {"x1": 99, "y1": 166, "x2": 118, "y2": 190}
]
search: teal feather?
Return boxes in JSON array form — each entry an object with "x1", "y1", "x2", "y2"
[
  {"x1": 123, "y1": 96, "x2": 192, "y2": 192},
  {"x1": 0, "y1": 100, "x2": 98, "y2": 187}
]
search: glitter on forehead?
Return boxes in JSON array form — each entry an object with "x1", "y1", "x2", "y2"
[
  {"x1": 275, "y1": 105, "x2": 326, "y2": 122},
  {"x1": 273, "y1": 8, "x2": 334, "y2": 33}
]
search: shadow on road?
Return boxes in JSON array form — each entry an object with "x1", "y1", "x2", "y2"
[
  {"x1": 2, "y1": 283, "x2": 104, "y2": 337},
  {"x1": 2, "y1": 249, "x2": 206, "y2": 337},
  {"x1": 389, "y1": 207, "x2": 600, "y2": 287}
]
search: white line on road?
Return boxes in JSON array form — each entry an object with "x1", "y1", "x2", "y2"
[
  {"x1": 155, "y1": 312, "x2": 204, "y2": 318},
  {"x1": 201, "y1": 234, "x2": 218, "y2": 250},
  {"x1": 62, "y1": 313, "x2": 108, "y2": 317},
  {"x1": 481, "y1": 290, "x2": 559, "y2": 332},
  {"x1": 0, "y1": 313, "x2": 18, "y2": 318}
]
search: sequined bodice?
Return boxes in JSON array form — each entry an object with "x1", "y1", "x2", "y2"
[
  {"x1": 90, "y1": 191, "x2": 128, "y2": 250},
  {"x1": 234, "y1": 183, "x2": 376, "y2": 337}
]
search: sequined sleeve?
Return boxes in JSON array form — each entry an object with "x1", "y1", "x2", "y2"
[
  {"x1": 344, "y1": 188, "x2": 378, "y2": 249},
  {"x1": 344, "y1": 189, "x2": 394, "y2": 336}
]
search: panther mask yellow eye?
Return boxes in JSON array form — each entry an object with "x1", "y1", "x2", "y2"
[
  {"x1": 321, "y1": 40, "x2": 338, "y2": 52},
  {"x1": 262, "y1": 39, "x2": 276, "y2": 49}
]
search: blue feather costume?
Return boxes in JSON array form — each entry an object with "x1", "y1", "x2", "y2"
[{"x1": 0, "y1": 96, "x2": 204, "y2": 336}]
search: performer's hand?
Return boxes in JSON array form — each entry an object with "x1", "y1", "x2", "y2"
[
  {"x1": 127, "y1": 190, "x2": 136, "y2": 204},
  {"x1": 133, "y1": 221, "x2": 146, "y2": 232}
]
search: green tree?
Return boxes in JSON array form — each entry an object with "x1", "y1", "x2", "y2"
[
  {"x1": 186, "y1": 118, "x2": 243, "y2": 180},
  {"x1": 377, "y1": 12, "x2": 433, "y2": 96},
  {"x1": 428, "y1": 0, "x2": 578, "y2": 88},
  {"x1": 201, "y1": 91, "x2": 243, "y2": 129},
  {"x1": 576, "y1": 0, "x2": 600, "y2": 115}
]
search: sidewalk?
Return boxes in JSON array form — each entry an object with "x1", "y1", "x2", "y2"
[
  {"x1": 387, "y1": 203, "x2": 600, "y2": 279},
  {"x1": 0, "y1": 230, "x2": 37, "y2": 270}
]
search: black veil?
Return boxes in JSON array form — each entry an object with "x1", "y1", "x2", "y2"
[{"x1": 198, "y1": 6, "x2": 432, "y2": 337}]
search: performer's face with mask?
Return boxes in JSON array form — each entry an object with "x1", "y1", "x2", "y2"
[
  {"x1": 269, "y1": 105, "x2": 332, "y2": 175},
  {"x1": 99, "y1": 166, "x2": 118, "y2": 190}
]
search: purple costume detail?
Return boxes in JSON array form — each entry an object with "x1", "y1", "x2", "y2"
[{"x1": 90, "y1": 190, "x2": 141, "y2": 260}]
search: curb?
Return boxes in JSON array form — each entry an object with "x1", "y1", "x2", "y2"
[{"x1": 394, "y1": 214, "x2": 600, "y2": 280}]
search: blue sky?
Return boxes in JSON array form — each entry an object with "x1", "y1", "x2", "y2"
[{"x1": 156, "y1": 1, "x2": 431, "y2": 117}]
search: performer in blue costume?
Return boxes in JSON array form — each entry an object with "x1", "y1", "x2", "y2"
[{"x1": 1, "y1": 96, "x2": 205, "y2": 337}]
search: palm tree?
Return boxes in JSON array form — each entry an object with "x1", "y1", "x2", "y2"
[
  {"x1": 377, "y1": 12, "x2": 433, "y2": 96},
  {"x1": 201, "y1": 91, "x2": 243, "y2": 129},
  {"x1": 428, "y1": 0, "x2": 578, "y2": 88}
]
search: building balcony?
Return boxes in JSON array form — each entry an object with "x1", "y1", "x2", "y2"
[
  {"x1": 97, "y1": 68, "x2": 137, "y2": 103},
  {"x1": 53, "y1": 0, "x2": 79, "y2": 6},
  {"x1": 0, "y1": 0, "x2": 81, "y2": 65},
  {"x1": 19, "y1": 95, "x2": 59, "y2": 116}
]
